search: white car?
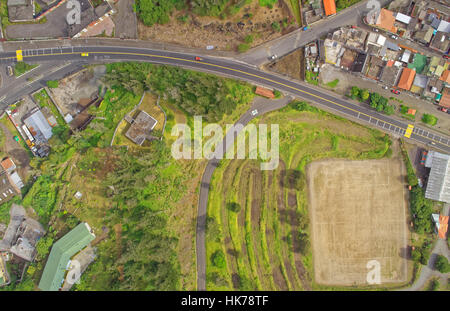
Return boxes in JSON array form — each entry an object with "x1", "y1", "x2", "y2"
[
  {"x1": 269, "y1": 55, "x2": 278, "y2": 61},
  {"x1": 251, "y1": 109, "x2": 258, "y2": 116}
]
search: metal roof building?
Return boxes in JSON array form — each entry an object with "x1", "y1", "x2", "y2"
[
  {"x1": 425, "y1": 151, "x2": 450, "y2": 203},
  {"x1": 38, "y1": 223, "x2": 95, "y2": 291},
  {"x1": 23, "y1": 109, "x2": 53, "y2": 141}
]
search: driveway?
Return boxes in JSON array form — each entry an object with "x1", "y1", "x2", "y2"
[
  {"x1": 112, "y1": 0, "x2": 137, "y2": 39},
  {"x1": 196, "y1": 95, "x2": 293, "y2": 290}
]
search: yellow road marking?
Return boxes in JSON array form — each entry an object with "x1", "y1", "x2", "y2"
[
  {"x1": 16, "y1": 50, "x2": 23, "y2": 62},
  {"x1": 2, "y1": 49, "x2": 448, "y2": 146},
  {"x1": 404, "y1": 124, "x2": 414, "y2": 138}
]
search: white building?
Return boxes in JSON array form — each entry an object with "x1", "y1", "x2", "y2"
[{"x1": 425, "y1": 151, "x2": 450, "y2": 203}]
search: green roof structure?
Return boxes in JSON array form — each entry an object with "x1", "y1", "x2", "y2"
[{"x1": 38, "y1": 223, "x2": 95, "y2": 291}]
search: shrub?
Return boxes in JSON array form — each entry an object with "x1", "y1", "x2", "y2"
[
  {"x1": 238, "y1": 43, "x2": 250, "y2": 53},
  {"x1": 211, "y1": 250, "x2": 226, "y2": 268},
  {"x1": 421, "y1": 114, "x2": 437, "y2": 126},
  {"x1": 435, "y1": 255, "x2": 450, "y2": 273},
  {"x1": 428, "y1": 279, "x2": 440, "y2": 291},
  {"x1": 271, "y1": 21, "x2": 281, "y2": 32},
  {"x1": 227, "y1": 202, "x2": 241, "y2": 213},
  {"x1": 273, "y1": 89, "x2": 282, "y2": 98},
  {"x1": 244, "y1": 34, "x2": 253, "y2": 44},
  {"x1": 351, "y1": 86, "x2": 360, "y2": 99}
]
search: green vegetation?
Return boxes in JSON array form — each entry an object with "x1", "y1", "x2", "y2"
[
  {"x1": 259, "y1": 0, "x2": 277, "y2": 7},
  {"x1": 326, "y1": 79, "x2": 339, "y2": 88},
  {"x1": 33, "y1": 89, "x2": 66, "y2": 127},
  {"x1": 244, "y1": 34, "x2": 254, "y2": 44},
  {"x1": 0, "y1": 1, "x2": 10, "y2": 28},
  {"x1": 435, "y1": 255, "x2": 450, "y2": 273},
  {"x1": 35, "y1": 2, "x2": 42, "y2": 14},
  {"x1": 14, "y1": 62, "x2": 38, "y2": 77},
  {"x1": 274, "y1": 89, "x2": 282, "y2": 98},
  {"x1": 5, "y1": 62, "x2": 256, "y2": 291},
  {"x1": 400, "y1": 142, "x2": 433, "y2": 235},
  {"x1": 238, "y1": 43, "x2": 250, "y2": 53},
  {"x1": 350, "y1": 86, "x2": 394, "y2": 115},
  {"x1": 289, "y1": 0, "x2": 302, "y2": 25},
  {"x1": 421, "y1": 114, "x2": 438, "y2": 126},
  {"x1": 271, "y1": 21, "x2": 281, "y2": 32},
  {"x1": 206, "y1": 101, "x2": 392, "y2": 290},
  {"x1": 135, "y1": 0, "x2": 253, "y2": 24},
  {"x1": 305, "y1": 70, "x2": 319, "y2": 85},
  {"x1": 46, "y1": 80, "x2": 59, "y2": 88},
  {"x1": 135, "y1": 0, "x2": 186, "y2": 26},
  {"x1": 103, "y1": 62, "x2": 254, "y2": 122},
  {"x1": 426, "y1": 278, "x2": 440, "y2": 291},
  {"x1": 400, "y1": 104, "x2": 416, "y2": 121},
  {"x1": 336, "y1": 0, "x2": 361, "y2": 11}
]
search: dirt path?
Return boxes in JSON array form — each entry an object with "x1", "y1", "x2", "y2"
[{"x1": 0, "y1": 122, "x2": 30, "y2": 178}]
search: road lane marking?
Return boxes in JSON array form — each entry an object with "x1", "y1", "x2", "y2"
[
  {"x1": 16, "y1": 50, "x2": 23, "y2": 61},
  {"x1": 1, "y1": 49, "x2": 449, "y2": 147}
]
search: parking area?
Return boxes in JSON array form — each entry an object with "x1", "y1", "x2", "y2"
[{"x1": 5, "y1": 5, "x2": 69, "y2": 39}]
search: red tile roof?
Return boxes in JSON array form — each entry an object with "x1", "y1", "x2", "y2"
[
  {"x1": 0, "y1": 158, "x2": 15, "y2": 171},
  {"x1": 376, "y1": 9, "x2": 397, "y2": 33},
  {"x1": 439, "y1": 215, "x2": 449, "y2": 239},
  {"x1": 323, "y1": 0, "x2": 336, "y2": 16},
  {"x1": 440, "y1": 70, "x2": 450, "y2": 84},
  {"x1": 255, "y1": 87, "x2": 275, "y2": 99},
  {"x1": 439, "y1": 87, "x2": 450, "y2": 108},
  {"x1": 397, "y1": 67, "x2": 416, "y2": 90}
]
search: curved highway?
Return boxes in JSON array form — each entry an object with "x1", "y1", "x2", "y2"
[{"x1": 0, "y1": 45, "x2": 449, "y2": 153}]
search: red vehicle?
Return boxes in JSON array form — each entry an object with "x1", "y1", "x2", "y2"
[
  {"x1": 443, "y1": 54, "x2": 449, "y2": 59},
  {"x1": 351, "y1": 25, "x2": 357, "y2": 29},
  {"x1": 195, "y1": 56, "x2": 202, "y2": 61},
  {"x1": 420, "y1": 150, "x2": 428, "y2": 165},
  {"x1": 439, "y1": 107, "x2": 448, "y2": 113},
  {"x1": 391, "y1": 89, "x2": 400, "y2": 94}
]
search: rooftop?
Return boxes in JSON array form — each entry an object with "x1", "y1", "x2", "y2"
[
  {"x1": 375, "y1": 9, "x2": 397, "y2": 33},
  {"x1": 125, "y1": 111, "x2": 158, "y2": 146},
  {"x1": 397, "y1": 67, "x2": 416, "y2": 90},
  {"x1": 0, "y1": 158, "x2": 16, "y2": 172},
  {"x1": 425, "y1": 150, "x2": 450, "y2": 203},
  {"x1": 323, "y1": 0, "x2": 336, "y2": 16},
  {"x1": 439, "y1": 87, "x2": 450, "y2": 108},
  {"x1": 38, "y1": 223, "x2": 95, "y2": 291},
  {"x1": 430, "y1": 31, "x2": 450, "y2": 53},
  {"x1": 23, "y1": 109, "x2": 53, "y2": 142},
  {"x1": 440, "y1": 70, "x2": 450, "y2": 84}
]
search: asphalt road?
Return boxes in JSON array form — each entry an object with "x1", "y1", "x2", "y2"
[
  {"x1": 0, "y1": 45, "x2": 448, "y2": 153},
  {"x1": 238, "y1": 0, "x2": 393, "y2": 67}
]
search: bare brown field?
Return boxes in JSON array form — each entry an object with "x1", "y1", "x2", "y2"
[
  {"x1": 307, "y1": 158, "x2": 408, "y2": 286},
  {"x1": 138, "y1": 0, "x2": 297, "y2": 51}
]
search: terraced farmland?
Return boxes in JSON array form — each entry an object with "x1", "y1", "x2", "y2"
[{"x1": 205, "y1": 102, "x2": 392, "y2": 290}]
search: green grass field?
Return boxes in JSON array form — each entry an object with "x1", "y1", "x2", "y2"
[{"x1": 205, "y1": 102, "x2": 391, "y2": 290}]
